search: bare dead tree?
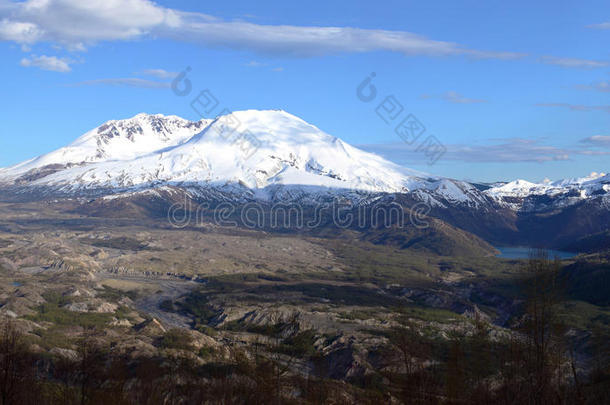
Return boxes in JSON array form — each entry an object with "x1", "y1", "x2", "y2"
[
  {"x1": 0, "y1": 318, "x2": 33, "y2": 405},
  {"x1": 520, "y1": 250, "x2": 567, "y2": 404}
]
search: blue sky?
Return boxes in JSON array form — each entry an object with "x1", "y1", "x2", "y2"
[{"x1": 0, "y1": 0, "x2": 608, "y2": 182}]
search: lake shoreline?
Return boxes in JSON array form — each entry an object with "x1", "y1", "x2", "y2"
[{"x1": 495, "y1": 247, "x2": 578, "y2": 260}]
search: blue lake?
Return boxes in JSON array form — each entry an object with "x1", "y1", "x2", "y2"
[{"x1": 495, "y1": 247, "x2": 577, "y2": 260}]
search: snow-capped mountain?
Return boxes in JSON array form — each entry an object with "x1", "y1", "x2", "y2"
[
  {"x1": 0, "y1": 110, "x2": 484, "y2": 206},
  {"x1": 485, "y1": 173, "x2": 610, "y2": 211},
  {"x1": 0, "y1": 110, "x2": 606, "y2": 212},
  {"x1": 0, "y1": 113, "x2": 210, "y2": 184}
]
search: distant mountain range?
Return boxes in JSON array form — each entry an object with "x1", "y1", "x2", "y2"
[{"x1": 1, "y1": 111, "x2": 608, "y2": 254}]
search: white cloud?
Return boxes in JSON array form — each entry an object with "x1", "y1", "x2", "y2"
[
  {"x1": 20, "y1": 54, "x2": 71, "y2": 72},
  {"x1": 69, "y1": 77, "x2": 170, "y2": 88},
  {"x1": 360, "y1": 138, "x2": 572, "y2": 163},
  {"x1": 421, "y1": 91, "x2": 487, "y2": 104},
  {"x1": 581, "y1": 135, "x2": 610, "y2": 147},
  {"x1": 576, "y1": 80, "x2": 610, "y2": 93},
  {"x1": 360, "y1": 137, "x2": 610, "y2": 164},
  {"x1": 539, "y1": 56, "x2": 608, "y2": 68},
  {"x1": 140, "y1": 68, "x2": 177, "y2": 79},
  {"x1": 0, "y1": 18, "x2": 42, "y2": 43},
  {"x1": 0, "y1": 0, "x2": 180, "y2": 46},
  {"x1": 0, "y1": 0, "x2": 525, "y2": 60},
  {"x1": 587, "y1": 22, "x2": 610, "y2": 30},
  {"x1": 578, "y1": 150, "x2": 610, "y2": 156},
  {"x1": 444, "y1": 138, "x2": 572, "y2": 162},
  {"x1": 537, "y1": 103, "x2": 610, "y2": 114},
  {"x1": 592, "y1": 81, "x2": 610, "y2": 92},
  {"x1": 245, "y1": 62, "x2": 285, "y2": 72},
  {"x1": 166, "y1": 20, "x2": 525, "y2": 59}
]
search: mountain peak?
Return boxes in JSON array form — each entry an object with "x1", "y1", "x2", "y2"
[
  {"x1": 204, "y1": 109, "x2": 336, "y2": 146},
  {"x1": 0, "y1": 109, "x2": 428, "y2": 194},
  {"x1": 87, "y1": 113, "x2": 203, "y2": 143},
  {"x1": 0, "y1": 113, "x2": 210, "y2": 181}
]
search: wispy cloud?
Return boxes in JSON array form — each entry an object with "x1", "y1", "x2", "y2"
[
  {"x1": 539, "y1": 56, "x2": 608, "y2": 69},
  {"x1": 587, "y1": 22, "x2": 610, "y2": 30},
  {"x1": 69, "y1": 78, "x2": 170, "y2": 88},
  {"x1": 140, "y1": 68, "x2": 177, "y2": 79},
  {"x1": 360, "y1": 138, "x2": 571, "y2": 163},
  {"x1": 20, "y1": 54, "x2": 71, "y2": 72},
  {"x1": 360, "y1": 137, "x2": 610, "y2": 164},
  {"x1": 0, "y1": 0, "x2": 525, "y2": 60},
  {"x1": 421, "y1": 91, "x2": 487, "y2": 104},
  {"x1": 581, "y1": 135, "x2": 610, "y2": 147},
  {"x1": 577, "y1": 150, "x2": 610, "y2": 156},
  {"x1": 575, "y1": 80, "x2": 610, "y2": 93},
  {"x1": 536, "y1": 103, "x2": 610, "y2": 114},
  {"x1": 246, "y1": 61, "x2": 284, "y2": 72}
]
